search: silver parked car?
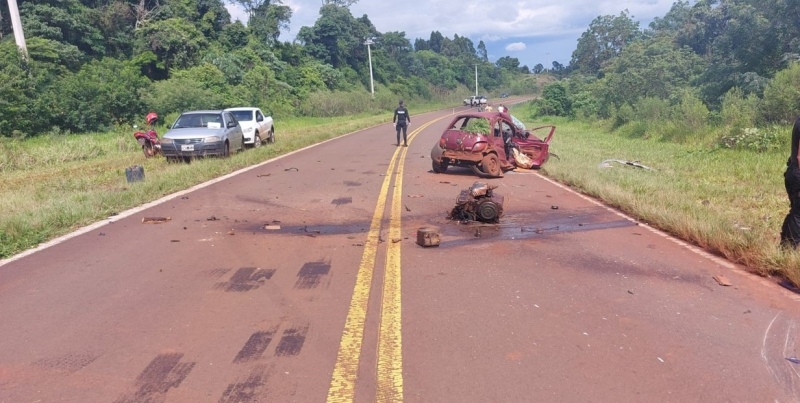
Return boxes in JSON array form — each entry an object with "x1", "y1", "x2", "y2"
[{"x1": 161, "y1": 110, "x2": 245, "y2": 161}]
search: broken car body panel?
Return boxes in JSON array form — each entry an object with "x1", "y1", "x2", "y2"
[{"x1": 431, "y1": 111, "x2": 555, "y2": 178}]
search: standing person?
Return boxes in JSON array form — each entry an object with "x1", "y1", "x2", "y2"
[
  {"x1": 781, "y1": 115, "x2": 800, "y2": 248},
  {"x1": 393, "y1": 99, "x2": 411, "y2": 146}
]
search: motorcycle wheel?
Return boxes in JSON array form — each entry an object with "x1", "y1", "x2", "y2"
[{"x1": 142, "y1": 141, "x2": 156, "y2": 158}]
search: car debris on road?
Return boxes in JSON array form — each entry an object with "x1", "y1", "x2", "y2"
[{"x1": 448, "y1": 182, "x2": 504, "y2": 223}]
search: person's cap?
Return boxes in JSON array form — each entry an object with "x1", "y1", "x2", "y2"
[{"x1": 399, "y1": 99, "x2": 404, "y2": 105}]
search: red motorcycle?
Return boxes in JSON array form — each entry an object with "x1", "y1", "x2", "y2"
[{"x1": 133, "y1": 112, "x2": 161, "y2": 158}]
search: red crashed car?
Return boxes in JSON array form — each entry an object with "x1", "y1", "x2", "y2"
[{"x1": 430, "y1": 111, "x2": 555, "y2": 178}]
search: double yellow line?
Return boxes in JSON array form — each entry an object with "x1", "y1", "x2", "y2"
[{"x1": 327, "y1": 118, "x2": 442, "y2": 403}]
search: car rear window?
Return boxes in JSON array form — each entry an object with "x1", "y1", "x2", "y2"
[{"x1": 230, "y1": 110, "x2": 254, "y2": 122}]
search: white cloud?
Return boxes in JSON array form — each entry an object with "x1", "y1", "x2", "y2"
[
  {"x1": 226, "y1": 0, "x2": 678, "y2": 67},
  {"x1": 505, "y1": 42, "x2": 527, "y2": 52}
]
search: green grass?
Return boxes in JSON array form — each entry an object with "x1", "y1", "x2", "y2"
[
  {"x1": 535, "y1": 116, "x2": 800, "y2": 284},
  {"x1": 4, "y1": 102, "x2": 800, "y2": 287}
]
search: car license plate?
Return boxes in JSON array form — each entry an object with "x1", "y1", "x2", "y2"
[{"x1": 181, "y1": 144, "x2": 194, "y2": 151}]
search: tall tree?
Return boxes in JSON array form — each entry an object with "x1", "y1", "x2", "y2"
[{"x1": 570, "y1": 10, "x2": 642, "y2": 75}]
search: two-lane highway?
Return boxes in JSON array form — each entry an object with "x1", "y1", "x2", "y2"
[{"x1": 2, "y1": 105, "x2": 800, "y2": 402}]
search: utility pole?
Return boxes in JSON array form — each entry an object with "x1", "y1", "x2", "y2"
[
  {"x1": 474, "y1": 64, "x2": 478, "y2": 96},
  {"x1": 364, "y1": 38, "x2": 375, "y2": 98},
  {"x1": 7, "y1": 0, "x2": 28, "y2": 59}
]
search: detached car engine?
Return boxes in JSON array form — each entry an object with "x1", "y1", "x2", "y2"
[{"x1": 449, "y1": 182, "x2": 504, "y2": 223}]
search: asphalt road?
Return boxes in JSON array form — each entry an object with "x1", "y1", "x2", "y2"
[{"x1": 2, "y1": 104, "x2": 800, "y2": 402}]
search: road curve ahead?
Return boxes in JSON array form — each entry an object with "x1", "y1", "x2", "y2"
[{"x1": 2, "y1": 105, "x2": 800, "y2": 402}]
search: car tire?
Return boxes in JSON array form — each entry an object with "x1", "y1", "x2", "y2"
[
  {"x1": 253, "y1": 132, "x2": 262, "y2": 148},
  {"x1": 222, "y1": 141, "x2": 230, "y2": 158},
  {"x1": 481, "y1": 153, "x2": 502, "y2": 177},
  {"x1": 432, "y1": 159, "x2": 448, "y2": 173},
  {"x1": 268, "y1": 129, "x2": 275, "y2": 143}
]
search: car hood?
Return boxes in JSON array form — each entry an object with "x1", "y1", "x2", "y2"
[{"x1": 164, "y1": 127, "x2": 227, "y2": 139}]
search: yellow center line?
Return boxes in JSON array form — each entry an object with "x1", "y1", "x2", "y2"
[{"x1": 327, "y1": 117, "x2": 445, "y2": 403}]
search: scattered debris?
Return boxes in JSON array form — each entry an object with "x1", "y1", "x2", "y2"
[
  {"x1": 98, "y1": 232, "x2": 105, "y2": 236},
  {"x1": 408, "y1": 194, "x2": 424, "y2": 198},
  {"x1": 448, "y1": 182, "x2": 504, "y2": 223},
  {"x1": 227, "y1": 230, "x2": 235, "y2": 235},
  {"x1": 391, "y1": 238, "x2": 402, "y2": 243},
  {"x1": 181, "y1": 196, "x2": 189, "y2": 200},
  {"x1": 170, "y1": 240, "x2": 180, "y2": 242},
  {"x1": 628, "y1": 290, "x2": 634, "y2": 295},
  {"x1": 405, "y1": 205, "x2": 411, "y2": 212},
  {"x1": 125, "y1": 165, "x2": 145, "y2": 183},
  {"x1": 416, "y1": 228, "x2": 440, "y2": 247},
  {"x1": 713, "y1": 274, "x2": 733, "y2": 286},
  {"x1": 657, "y1": 357, "x2": 664, "y2": 363},
  {"x1": 551, "y1": 205, "x2": 558, "y2": 210},
  {"x1": 598, "y1": 159, "x2": 655, "y2": 171},
  {"x1": 257, "y1": 173, "x2": 271, "y2": 177},
  {"x1": 142, "y1": 217, "x2": 171, "y2": 224},
  {"x1": 284, "y1": 167, "x2": 299, "y2": 171},
  {"x1": 264, "y1": 225, "x2": 281, "y2": 230},
  {"x1": 787, "y1": 357, "x2": 800, "y2": 364},
  {"x1": 207, "y1": 216, "x2": 219, "y2": 221}
]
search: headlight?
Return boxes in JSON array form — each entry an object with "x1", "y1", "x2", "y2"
[
  {"x1": 160, "y1": 138, "x2": 174, "y2": 144},
  {"x1": 243, "y1": 127, "x2": 254, "y2": 133},
  {"x1": 203, "y1": 136, "x2": 222, "y2": 143}
]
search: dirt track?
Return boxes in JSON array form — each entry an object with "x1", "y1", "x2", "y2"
[{"x1": 2, "y1": 105, "x2": 800, "y2": 402}]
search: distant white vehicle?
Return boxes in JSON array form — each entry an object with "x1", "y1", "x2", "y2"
[{"x1": 225, "y1": 107, "x2": 274, "y2": 147}]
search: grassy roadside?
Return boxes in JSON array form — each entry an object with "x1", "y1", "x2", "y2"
[
  {"x1": 3, "y1": 101, "x2": 800, "y2": 287},
  {"x1": 533, "y1": 115, "x2": 800, "y2": 285}
]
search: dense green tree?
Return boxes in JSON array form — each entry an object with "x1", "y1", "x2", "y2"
[
  {"x1": 46, "y1": 58, "x2": 149, "y2": 131},
  {"x1": 135, "y1": 17, "x2": 208, "y2": 71},
  {"x1": 249, "y1": 0, "x2": 292, "y2": 45},
  {"x1": 496, "y1": 56, "x2": 520, "y2": 71},
  {"x1": 593, "y1": 36, "x2": 705, "y2": 115},
  {"x1": 570, "y1": 10, "x2": 642, "y2": 75},
  {"x1": 477, "y1": 41, "x2": 488, "y2": 62},
  {"x1": 0, "y1": 43, "x2": 36, "y2": 136},
  {"x1": 21, "y1": 1, "x2": 106, "y2": 57}
]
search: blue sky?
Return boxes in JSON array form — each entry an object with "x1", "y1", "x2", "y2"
[{"x1": 227, "y1": 0, "x2": 680, "y2": 68}]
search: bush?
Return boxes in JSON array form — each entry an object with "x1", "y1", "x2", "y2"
[
  {"x1": 718, "y1": 127, "x2": 781, "y2": 152},
  {"x1": 761, "y1": 62, "x2": 800, "y2": 124}
]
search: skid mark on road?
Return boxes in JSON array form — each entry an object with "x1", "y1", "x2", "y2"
[
  {"x1": 295, "y1": 261, "x2": 332, "y2": 289},
  {"x1": 34, "y1": 351, "x2": 100, "y2": 375},
  {"x1": 332, "y1": 197, "x2": 353, "y2": 206},
  {"x1": 233, "y1": 327, "x2": 280, "y2": 363},
  {"x1": 275, "y1": 324, "x2": 310, "y2": 357},
  {"x1": 215, "y1": 267, "x2": 276, "y2": 292},
  {"x1": 114, "y1": 353, "x2": 195, "y2": 403},
  {"x1": 219, "y1": 364, "x2": 269, "y2": 403}
]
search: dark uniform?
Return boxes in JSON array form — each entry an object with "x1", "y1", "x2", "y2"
[
  {"x1": 781, "y1": 115, "x2": 800, "y2": 247},
  {"x1": 393, "y1": 100, "x2": 411, "y2": 146}
]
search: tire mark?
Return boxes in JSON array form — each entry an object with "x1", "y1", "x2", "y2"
[
  {"x1": 275, "y1": 324, "x2": 309, "y2": 357},
  {"x1": 215, "y1": 267, "x2": 276, "y2": 292},
  {"x1": 233, "y1": 327, "x2": 280, "y2": 363},
  {"x1": 114, "y1": 353, "x2": 195, "y2": 403},
  {"x1": 34, "y1": 351, "x2": 100, "y2": 375},
  {"x1": 294, "y1": 261, "x2": 331, "y2": 289},
  {"x1": 331, "y1": 197, "x2": 353, "y2": 206},
  {"x1": 219, "y1": 365, "x2": 268, "y2": 403}
]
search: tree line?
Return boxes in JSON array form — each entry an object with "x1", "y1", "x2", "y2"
[
  {"x1": 533, "y1": 0, "x2": 800, "y2": 150},
  {"x1": 0, "y1": 0, "x2": 533, "y2": 137}
]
